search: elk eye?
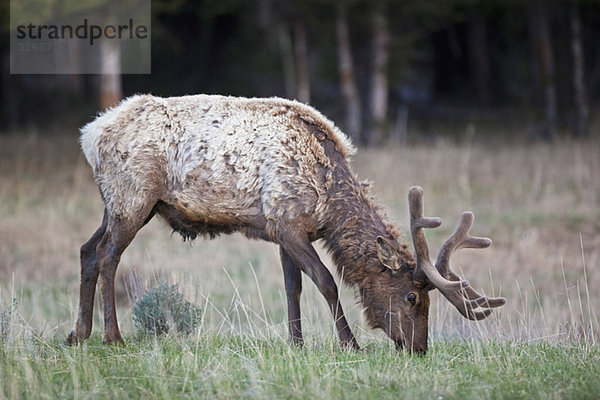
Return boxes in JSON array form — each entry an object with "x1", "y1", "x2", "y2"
[{"x1": 407, "y1": 293, "x2": 417, "y2": 305}]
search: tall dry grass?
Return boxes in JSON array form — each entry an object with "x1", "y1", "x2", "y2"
[{"x1": 0, "y1": 133, "x2": 598, "y2": 346}]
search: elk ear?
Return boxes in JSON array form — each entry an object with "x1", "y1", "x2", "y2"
[{"x1": 376, "y1": 236, "x2": 400, "y2": 270}]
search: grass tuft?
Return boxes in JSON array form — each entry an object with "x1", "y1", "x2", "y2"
[{"x1": 0, "y1": 296, "x2": 17, "y2": 344}]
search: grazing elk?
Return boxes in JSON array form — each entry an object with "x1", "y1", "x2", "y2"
[{"x1": 67, "y1": 94, "x2": 505, "y2": 353}]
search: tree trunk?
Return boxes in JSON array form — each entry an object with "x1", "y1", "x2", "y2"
[
  {"x1": 99, "y1": 38, "x2": 122, "y2": 110},
  {"x1": 278, "y1": 25, "x2": 297, "y2": 100},
  {"x1": 293, "y1": 21, "x2": 310, "y2": 104},
  {"x1": 368, "y1": 2, "x2": 389, "y2": 146},
  {"x1": 468, "y1": 13, "x2": 491, "y2": 106},
  {"x1": 335, "y1": 3, "x2": 362, "y2": 142},
  {"x1": 570, "y1": 4, "x2": 588, "y2": 137},
  {"x1": 2, "y1": 51, "x2": 18, "y2": 130},
  {"x1": 530, "y1": 7, "x2": 557, "y2": 140}
]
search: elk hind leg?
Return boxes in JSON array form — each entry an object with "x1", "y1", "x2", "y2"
[
  {"x1": 97, "y1": 204, "x2": 155, "y2": 345},
  {"x1": 67, "y1": 209, "x2": 108, "y2": 345}
]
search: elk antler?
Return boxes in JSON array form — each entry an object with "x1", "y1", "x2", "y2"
[{"x1": 408, "y1": 186, "x2": 506, "y2": 320}]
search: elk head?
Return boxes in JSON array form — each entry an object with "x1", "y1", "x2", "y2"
[{"x1": 364, "y1": 186, "x2": 506, "y2": 353}]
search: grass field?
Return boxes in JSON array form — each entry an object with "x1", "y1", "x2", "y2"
[{"x1": 0, "y1": 133, "x2": 599, "y2": 398}]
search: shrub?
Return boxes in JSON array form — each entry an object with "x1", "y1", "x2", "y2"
[{"x1": 132, "y1": 281, "x2": 202, "y2": 336}]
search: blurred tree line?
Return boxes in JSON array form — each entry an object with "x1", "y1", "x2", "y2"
[{"x1": 1, "y1": 0, "x2": 599, "y2": 143}]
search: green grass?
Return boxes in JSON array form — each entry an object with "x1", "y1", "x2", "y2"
[
  {"x1": 1, "y1": 134, "x2": 599, "y2": 399},
  {"x1": 1, "y1": 334, "x2": 598, "y2": 399}
]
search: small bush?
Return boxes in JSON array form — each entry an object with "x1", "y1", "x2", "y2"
[
  {"x1": 0, "y1": 297, "x2": 17, "y2": 343},
  {"x1": 132, "y1": 281, "x2": 202, "y2": 336}
]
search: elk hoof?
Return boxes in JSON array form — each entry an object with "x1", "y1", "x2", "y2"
[
  {"x1": 341, "y1": 339, "x2": 361, "y2": 351},
  {"x1": 102, "y1": 333, "x2": 125, "y2": 346},
  {"x1": 66, "y1": 331, "x2": 82, "y2": 346}
]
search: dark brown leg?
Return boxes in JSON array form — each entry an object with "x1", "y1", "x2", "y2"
[
  {"x1": 279, "y1": 230, "x2": 359, "y2": 350},
  {"x1": 67, "y1": 210, "x2": 108, "y2": 345},
  {"x1": 96, "y1": 228, "x2": 123, "y2": 345},
  {"x1": 280, "y1": 247, "x2": 303, "y2": 346},
  {"x1": 96, "y1": 208, "x2": 155, "y2": 345}
]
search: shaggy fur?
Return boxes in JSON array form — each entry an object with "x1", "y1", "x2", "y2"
[
  {"x1": 72, "y1": 94, "x2": 431, "y2": 352},
  {"x1": 81, "y1": 94, "x2": 354, "y2": 233}
]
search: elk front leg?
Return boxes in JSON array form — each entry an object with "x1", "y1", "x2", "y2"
[
  {"x1": 279, "y1": 229, "x2": 359, "y2": 350},
  {"x1": 280, "y1": 247, "x2": 303, "y2": 346},
  {"x1": 67, "y1": 210, "x2": 108, "y2": 345}
]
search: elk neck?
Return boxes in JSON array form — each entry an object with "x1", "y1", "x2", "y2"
[{"x1": 320, "y1": 174, "x2": 414, "y2": 287}]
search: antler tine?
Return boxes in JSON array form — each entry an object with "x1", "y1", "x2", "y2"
[
  {"x1": 442, "y1": 286, "x2": 504, "y2": 320},
  {"x1": 408, "y1": 187, "x2": 468, "y2": 290},
  {"x1": 448, "y1": 271, "x2": 507, "y2": 308},
  {"x1": 408, "y1": 186, "x2": 441, "y2": 262},
  {"x1": 436, "y1": 211, "x2": 492, "y2": 278}
]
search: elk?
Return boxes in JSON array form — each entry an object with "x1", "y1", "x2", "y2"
[{"x1": 67, "y1": 94, "x2": 505, "y2": 353}]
